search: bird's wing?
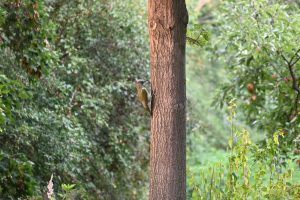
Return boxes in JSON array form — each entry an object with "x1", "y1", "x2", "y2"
[{"x1": 141, "y1": 88, "x2": 148, "y2": 104}]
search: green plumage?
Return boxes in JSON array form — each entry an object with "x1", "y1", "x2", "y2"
[{"x1": 136, "y1": 81, "x2": 151, "y2": 113}]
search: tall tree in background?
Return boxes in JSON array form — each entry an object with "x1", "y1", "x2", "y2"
[{"x1": 148, "y1": 1, "x2": 188, "y2": 199}]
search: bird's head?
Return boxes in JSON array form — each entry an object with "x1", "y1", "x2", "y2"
[{"x1": 135, "y1": 79, "x2": 146, "y2": 85}]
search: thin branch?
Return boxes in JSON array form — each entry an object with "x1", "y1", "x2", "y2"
[
  {"x1": 278, "y1": 50, "x2": 300, "y2": 119},
  {"x1": 289, "y1": 48, "x2": 300, "y2": 66},
  {"x1": 294, "y1": 92, "x2": 300, "y2": 115},
  {"x1": 277, "y1": 50, "x2": 299, "y2": 91},
  {"x1": 291, "y1": 53, "x2": 300, "y2": 67},
  {"x1": 287, "y1": 61, "x2": 300, "y2": 119},
  {"x1": 287, "y1": 62, "x2": 300, "y2": 92},
  {"x1": 280, "y1": 52, "x2": 290, "y2": 65},
  {"x1": 289, "y1": 92, "x2": 300, "y2": 121},
  {"x1": 69, "y1": 88, "x2": 78, "y2": 106},
  {"x1": 67, "y1": 87, "x2": 80, "y2": 116}
]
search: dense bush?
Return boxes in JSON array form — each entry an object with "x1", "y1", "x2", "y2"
[
  {"x1": 188, "y1": 100, "x2": 300, "y2": 199},
  {"x1": 0, "y1": 0, "x2": 149, "y2": 199}
]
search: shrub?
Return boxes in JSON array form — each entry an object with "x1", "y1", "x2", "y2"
[{"x1": 188, "y1": 100, "x2": 300, "y2": 199}]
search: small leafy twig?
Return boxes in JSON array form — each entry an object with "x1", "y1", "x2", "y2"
[
  {"x1": 291, "y1": 54, "x2": 300, "y2": 68},
  {"x1": 67, "y1": 86, "x2": 81, "y2": 116},
  {"x1": 289, "y1": 48, "x2": 300, "y2": 66}
]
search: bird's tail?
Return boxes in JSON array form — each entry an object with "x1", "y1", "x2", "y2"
[
  {"x1": 142, "y1": 102, "x2": 151, "y2": 115},
  {"x1": 146, "y1": 104, "x2": 151, "y2": 114}
]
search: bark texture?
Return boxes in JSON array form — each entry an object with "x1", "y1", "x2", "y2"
[{"x1": 148, "y1": 1, "x2": 188, "y2": 199}]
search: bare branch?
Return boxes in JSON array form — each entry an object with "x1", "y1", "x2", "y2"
[
  {"x1": 289, "y1": 92, "x2": 300, "y2": 121},
  {"x1": 278, "y1": 50, "x2": 300, "y2": 118},
  {"x1": 290, "y1": 48, "x2": 300, "y2": 66},
  {"x1": 287, "y1": 62, "x2": 300, "y2": 92},
  {"x1": 291, "y1": 53, "x2": 300, "y2": 67},
  {"x1": 280, "y1": 53, "x2": 290, "y2": 65},
  {"x1": 67, "y1": 86, "x2": 80, "y2": 117}
]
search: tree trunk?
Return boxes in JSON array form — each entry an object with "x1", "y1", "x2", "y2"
[{"x1": 148, "y1": 1, "x2": 188, "y2": 199}]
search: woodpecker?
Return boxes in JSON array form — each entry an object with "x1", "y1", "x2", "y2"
[{"x1": 135, "y1": 79, "x2": 151, "y2": 113}]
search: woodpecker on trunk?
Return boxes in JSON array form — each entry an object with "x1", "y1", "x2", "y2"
[{"x1": 135, "y1": 79, "x2": 151, "y2": 113}]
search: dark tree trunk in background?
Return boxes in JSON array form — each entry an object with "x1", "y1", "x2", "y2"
[{"x1": 148, "y1": 0, "x2": 188, "y2": 199}]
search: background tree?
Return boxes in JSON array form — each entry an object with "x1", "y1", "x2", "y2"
[{"x1": 210, "y1": 0, "x2": 300, "y2": 152}]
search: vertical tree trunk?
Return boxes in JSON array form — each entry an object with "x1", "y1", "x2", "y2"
[{"x1": 148, "y1": 1, "x2": 188, "y2": 199}]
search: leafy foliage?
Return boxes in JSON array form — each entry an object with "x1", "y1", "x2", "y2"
[
  {"x1": 210, "y1": 0, "x2": 300, "y2": 148},
  {"x1": 188, "y1": 101, "x2": 300, "y2": 199},
  {"x1": 187, "y1": 24, "x2": 210, "y2": 47},
  {"x1": 0, "y1": 0, "x2": 149, "y2": 199},
  {"x1": 186, "y1": 1, "x2": 300, "y2": 197},
  {"x1": 0, "y1": 151, "x2": 37, "y2": 198}
]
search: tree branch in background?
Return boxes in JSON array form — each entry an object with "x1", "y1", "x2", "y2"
[
  {"x1": 279, "y1": 52, "x2": 290, "y2": 66},
  {"x1": 278, "y1": 50, "x2": 300, "y2": 120},
  {"x1": 290, "y1": 48, "x2": 300, "y2": 66},
  {"x1": 67, "y1": 86, "x2": 81, "y2": 117},
  {"x1": 291, "y1": 52, "x2": 300, "y2": 67}
]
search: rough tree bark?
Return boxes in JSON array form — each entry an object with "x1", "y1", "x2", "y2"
[{"x1": 148, "y1": 1, "x2": 188, "y2": 199}]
